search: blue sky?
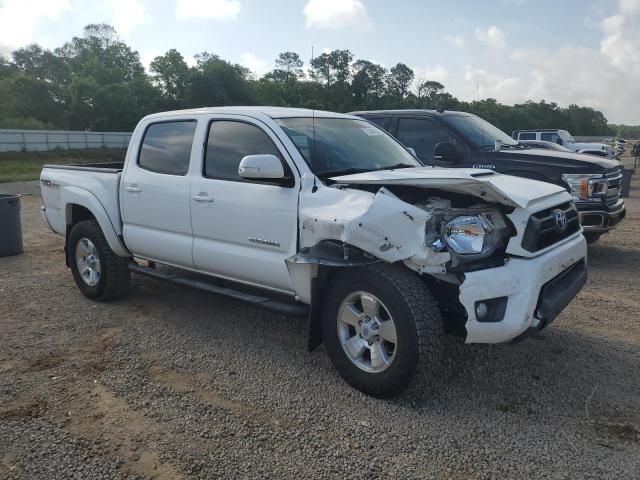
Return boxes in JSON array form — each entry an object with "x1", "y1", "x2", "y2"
[{"x1": 1, "y1": 0, "x2": 639, "y2": 123}]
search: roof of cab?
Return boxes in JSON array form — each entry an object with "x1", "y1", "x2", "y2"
[
  {"x1": 142, "y1": 106, "x2": 356, "y2": 121},
  {"x1": 349, "y1": 109, "x2": 474, "y2": 117}
]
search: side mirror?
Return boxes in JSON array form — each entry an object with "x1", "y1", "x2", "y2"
[
  {"x1": 406, "y1": 147, "x2": 417, "y2": 157},
  {"x1": 556, "y1": 138, "x2": 563, "y2": 145},
  {"x1": 238, "y1": 154, "x2": 285, "y2": 180},
  {"x1": 433, "y1": 142, "x2": 460, "y2": 162}
]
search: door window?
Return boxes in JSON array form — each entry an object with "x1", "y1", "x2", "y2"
[
  {"x1": 396, "y1": 118, "x2": 458, "y2": 162},
  {"x1": 138, "y1": 121, "x2": 196, "y2": 175},
  {"x1": 204, "y1": 121, "x2": 285, "y2": 182},
  {"x1": 541, "y1": 132, "x2": 562, "y2": 144},
  {"x1": 365, "y1": 117, "x2": 387, "y2": 130},
  {"x1": 518, "y1": 132, "x2": 536, "y2": 140}
]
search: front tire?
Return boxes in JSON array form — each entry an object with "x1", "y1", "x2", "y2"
[
  {"x1": 322, "y1": 264, "x2": 444, "y2": 398},
  {"x1": 68, "y1": 220, "x2": 130, "y2": 300}
]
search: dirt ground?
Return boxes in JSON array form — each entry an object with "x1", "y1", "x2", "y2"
[{"x1": 1, "y1": 157, "x2": 639, "y2": 479}]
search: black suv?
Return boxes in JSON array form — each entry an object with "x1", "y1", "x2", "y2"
[{"x1": 351, "y1": 110, "x2": 626, "y2": 244}]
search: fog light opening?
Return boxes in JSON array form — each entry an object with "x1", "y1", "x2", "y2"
[
  {"x1": 476, "y1": 302, "x2": 488, "y2": 319},
  {"x1": 474, "y1": 297, "x2": 508, "y2": 323}
]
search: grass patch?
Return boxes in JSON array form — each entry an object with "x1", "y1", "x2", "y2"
[{"x1": 0, "y1": 148, "x2": 126, "y2": 183}]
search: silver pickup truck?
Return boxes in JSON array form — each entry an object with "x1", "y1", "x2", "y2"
[{"x1": 40, "y1": 107, "x2": 587, "y2": 397}]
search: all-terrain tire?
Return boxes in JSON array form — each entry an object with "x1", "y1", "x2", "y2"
[
  {"x1": 68, "y1": 220, "x2": 130, "y2": 300},
  {"x1": 322, "y1": 263, "x2": 444, "y2": 398}
]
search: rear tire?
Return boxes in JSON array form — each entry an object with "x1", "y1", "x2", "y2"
[
  {"x1": 584, "y1": 233, "x2": 602, "y2": 244},
  {"x1": 322, "y1": 264, "x2": 444, "y2": 398},
  {"x1": 68, "y1": 220, "x2": 130, "y2": 300}
]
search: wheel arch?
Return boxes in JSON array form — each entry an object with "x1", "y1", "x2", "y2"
[{"x1": 62, "y1": 187, "x2": 130, "y2": 260}]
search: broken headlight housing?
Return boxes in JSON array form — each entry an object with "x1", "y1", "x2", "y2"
[{"x1": 442, "y1": 212, "x2": 508, "y2": 257}]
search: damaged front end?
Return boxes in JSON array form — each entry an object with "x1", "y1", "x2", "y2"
[{"x1": 289, "y1": 174, "x2": 513, "y2": 276}]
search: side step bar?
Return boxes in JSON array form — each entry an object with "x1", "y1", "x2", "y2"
[{"x1": 129, "y1": 263, "x2": 308, "y2": 317}]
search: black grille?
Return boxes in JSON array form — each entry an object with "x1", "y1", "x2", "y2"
[
  {"x1": 604, "y1": 167, "x2": 622, "y2": 208},
  {"x1": 522, "y1": 202, "x2": 580, "y2": 252}
]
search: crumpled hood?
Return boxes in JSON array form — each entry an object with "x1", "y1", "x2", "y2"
[{"x1": 331, "y1": 167, "x2": 570, "y2": 209}]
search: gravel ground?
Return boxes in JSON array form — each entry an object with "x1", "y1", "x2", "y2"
[{"x1": 1, "y1": 156, "x2": 639, "y2": 479}]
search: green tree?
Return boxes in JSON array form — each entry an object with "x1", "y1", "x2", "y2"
[
  {"x1": 188, "y1": 52, "x2": 255, "y2": 107},
  {"x1": 150, "y1": 49, "x2": 190, "y2": 107},
  {"x1": 387, "y1": 63, "x2": 414, "y2": 99},
  {"x1": 351, "y1": 60, "x2": 386, "y2": 109},
  {"x1": 416, "y1": 80, "x2": 444, "y2": 101},
  {"x1": 262, "y1": 51, "x2": 305, "y2": 105}
]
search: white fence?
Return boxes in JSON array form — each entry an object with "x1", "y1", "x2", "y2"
[{"x1": 0, "y1": 129, "x2": 132, "y2": 152}]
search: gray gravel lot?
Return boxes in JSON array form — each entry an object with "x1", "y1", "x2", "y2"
[{"x1": 1, "y1": 161, "x2": 639, "y2": 479}]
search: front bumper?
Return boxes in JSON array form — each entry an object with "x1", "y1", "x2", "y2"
[
  {"x1": 576, "y1": 199, "x2": 626, "y2": 233},
  {"x1": 459, "y1": 233, "x2": 587, "y2": 343}
]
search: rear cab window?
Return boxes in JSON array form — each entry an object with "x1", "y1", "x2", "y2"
[{"x1": 138, "y1": 121, "x2": 197, "y2": 175}]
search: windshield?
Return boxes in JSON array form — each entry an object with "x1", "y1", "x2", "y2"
[
  {"x1": 441, "y1": 114, "x2": 518, "y2": 149},
  {"x1": 275, "y1": 117, "x2": 421, "y2": 177},
  {"x1": 559, "y1": 130, "x2": 576, "y2": 144}
]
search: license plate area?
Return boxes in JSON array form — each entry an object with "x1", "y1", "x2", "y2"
[{"x1": 536, "y1": 260, "x2": 587, "y2": 327}]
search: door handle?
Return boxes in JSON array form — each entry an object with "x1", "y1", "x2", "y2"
[
  {"x1": 192, "y1": 194, "x2": 214, "y2": 203},
  {"x1": 125, "y1": 185, "x2": 142, "y2": 193}
]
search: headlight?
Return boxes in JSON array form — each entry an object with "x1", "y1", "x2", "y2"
[
  {"x1": 562, "y1": 174, "x2": 607, "y2": 201},
  {"x1": 442, "y1": 213, "x2": 507, "y2": 257}
]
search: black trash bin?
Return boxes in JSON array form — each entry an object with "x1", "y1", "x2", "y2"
[{"x1": 0, "y1": 193, "x2": 23, "y2": 256}]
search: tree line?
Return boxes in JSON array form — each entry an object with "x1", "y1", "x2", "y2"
[{"x1": 0, "y1": 24, "x2": 632, "y2": 137}]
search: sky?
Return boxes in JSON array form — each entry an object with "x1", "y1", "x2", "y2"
[{"x1": 0, "y1": 0, "x2": 639, "y2": 124}]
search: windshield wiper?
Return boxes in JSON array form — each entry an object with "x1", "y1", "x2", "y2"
[
  {"x1": 374, "y1": 162, "x2": 417, "y2": 171},
  {"x1": 317, "y1": 163, "x2": 417, "y2": 178},
  {"x1": 316, "y1": 167, "x2": 372, "y2": 178}
]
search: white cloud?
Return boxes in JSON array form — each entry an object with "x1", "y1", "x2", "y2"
[
  {"x1": 303, "y1": 0, "x2": 372, "y2": 30},
  {"x1": 444, "y1": 35, "x2": 465, "y2": 47},
  {"x1": 412, "y1": 1, "x2": 640, "y2": 123},
  {"x1": 413, "y1": 65, "x2": 448, "y2": 84},
  {"x1": 240, "y1": 52, "x2": 270, "y2": 77},
  {"x1": 600, "y1": 5, "x2": 640, "y2": 77},
  {"x1": 475, "y1": 25, "x2": 506, "y2": 49},
  {"x1": 176, "y1": 0, "x2": 241, "y2": 21},
  {"x1": 0, "y1": 0, "x2": 71, "y2": 52},
  {"x1": 110, "y1": 0, "x2": 145, "y2": 37}
]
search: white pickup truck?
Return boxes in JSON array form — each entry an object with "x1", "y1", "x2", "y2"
[{"x1": 41, "y1": 107, "x2": 587, "y2": 397}]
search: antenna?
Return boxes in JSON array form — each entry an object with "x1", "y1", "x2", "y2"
[
  {"x1": 311, "y1": 45, "x2": 318, "y2": 192},
  {"x1": 474, "y1": 77, "x2": 487, "y2": 157}
]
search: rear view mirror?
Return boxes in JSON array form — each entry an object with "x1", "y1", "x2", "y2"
[
  {"x1": 239, "y1": 154, "x2": 285, "y2": 180},
  {"x1": 434, "y1": 142, "x2": 460, "y2": 163},
  {"x1": 406, "y1": 147, "x2": 417, "y2": 157}
]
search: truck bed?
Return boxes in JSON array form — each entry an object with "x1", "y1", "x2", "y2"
[{"x1": 40, "y1": 163, "x2": 123, "y2": 238}]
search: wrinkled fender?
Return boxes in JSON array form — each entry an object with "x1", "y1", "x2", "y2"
[{"x1": 61, "y1": 186, "x2": 130, "y2": 257}]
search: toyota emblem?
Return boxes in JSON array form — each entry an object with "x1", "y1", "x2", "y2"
[{"x1": 552, "y1": 209, "x2": 568, "y2": 231}]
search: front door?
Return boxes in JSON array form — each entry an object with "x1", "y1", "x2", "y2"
[
  {"x1": 394, "y1": 116, "x2": 467, "y2": 167},
  {"x1": 121, "y1": 119, "x2": 197, "y2": 268},
  {"x1": 190, "y1": 118, "x2": 299, "y2": 292}
]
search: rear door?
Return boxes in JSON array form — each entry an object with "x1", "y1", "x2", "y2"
[
  {"x1": 121, "y1": 119, "x2": 198, "y2": 267},
  {"x1": 190, "y1": 116, "x2": 299, "y2": 292}
]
